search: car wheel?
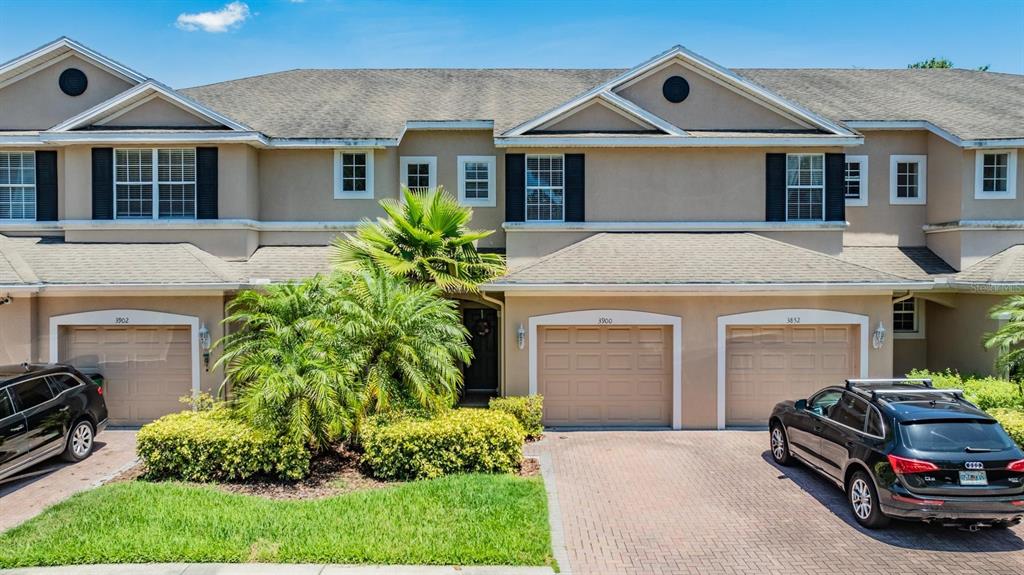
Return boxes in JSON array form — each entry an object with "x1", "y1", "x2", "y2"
[
  {"x1": 62, "y1": 420, "x2": 95, "y2": 462},
  {"x1": 847, "y1": 470, "x2": 890, "y2": 529},
  {"x1": 769, "y1": 423, "x2": 792, "y2": 466}
]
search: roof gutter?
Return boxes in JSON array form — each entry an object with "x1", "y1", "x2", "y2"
[
  {"x1": 481, "y1": 281, "x2": 934, "y2": 293},
  {"x1": 494, "y1": 135, "x2": 863, "y2": 148},
  {"x1": 845, "y1": 121, "x2": 1024, "y2": 149}
]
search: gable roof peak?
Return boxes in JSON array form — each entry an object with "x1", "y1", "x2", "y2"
[{"x1": 0, "y1": 36, "x2": 148, "y2": 87}]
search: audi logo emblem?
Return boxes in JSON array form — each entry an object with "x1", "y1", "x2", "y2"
[{"x1": 965, "y1": 461, "x2": 984, "y2": 470}]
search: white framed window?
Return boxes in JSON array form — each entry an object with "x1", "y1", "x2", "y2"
[
  {"x1": 457, "y1": 155, "x2": 496, "y2": 207},
  {"x1": 844, "y1": 155, "x2": 868, "y2": 207},
  {"x1": 889, "y1": 155, "x2": 927, "y2": 205},
  {"x1": 333, "y1": 150, "x2": 374, "y2": 199},
  {"x1": 0, "y1": 151, "x2": 36, "y2": 220},
  {"x1": 974, "y1": 149, "x2": 1018, "y2": 200},
  {"x1": 893, "y1": 298, "x2": 924, "y2": 339},
  {"x1": 785, "y1": 153, "x2": 824, "y2": 221},
  {"x1": 400, "y1": 156, "x2": 436, "y2": 193},
  {"x1": 526, "y1": 154, "x2": 564, "y2": 222},
  {"x1": 115, "y1": 148, "x2": 196, "y2": 219}
]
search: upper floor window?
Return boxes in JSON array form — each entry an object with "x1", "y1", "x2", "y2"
[
  {"x1": 115, "y1": 148, "x2": 196, "y2": 219},
  {"x1": 0, "y1": 151, "x2": 35, "y2": 220},
  {"x1": 400, "y1": 156, "x2": 437, "y2": 193},
  {"x1": 457, "y1": 155, "x2": 496, "y2": 207},
  {"x1": 844, "y1": 155, "x2": 868, "y2": 207},
  {"x1": 975, "y1": 150, "x2": 1017, "y2": 200},
  {"x1": 526, "y1": 154, "x2": 564, "y2": 222},
  {"x1": 334, "y1": 150, "x2": 374, "y2": 199},
  {"x1": 889, "y1": 155, "x2": 927, "y2": 205},
  {"x1": 785, "y1": 153, "x2": 824, "y2": 221},
  {"x1": 893, "y1": 297, "x2": 924, "y2": 338}
]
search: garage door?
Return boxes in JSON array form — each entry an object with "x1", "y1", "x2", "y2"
[
  {"x1": 59, "y1": 325, "x2": 192, "y2": 425},
  {"x1": 538, "y1": 325, "x2": 672, "y2": 426},
  {"x1": 726, "y1": 324, "x2": 859, "y2": 426}
]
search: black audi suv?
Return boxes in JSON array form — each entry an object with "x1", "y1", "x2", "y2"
[
  {"x1": 769, "y1": 379, "x2": 1024, "y2": 529},
  {"x1": 1, "y1": 363, "x2": 108, "y2": 481}
]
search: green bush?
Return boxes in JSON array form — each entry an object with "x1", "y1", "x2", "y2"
[
  {"x1": 906, "y1": 369, "x2": 1024, "y2": 410},
  {"x1": 991, "y1": 409, "x2": 1024, "y2": 447},
  {"x1": 489, "y1": 395, "x2": 544, "y2": 439},
  {"x1": 361, "y1": 409, "x2": 525, "y2": 480},
  {"x1": 137, "y1": 409, "x2": 310, "y2": 482}
]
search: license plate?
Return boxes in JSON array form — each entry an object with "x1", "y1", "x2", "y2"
[{"x1": 959, "y1": 470, "x2": 988, "y2": 486}]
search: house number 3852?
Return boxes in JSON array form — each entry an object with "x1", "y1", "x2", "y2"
[{"x1": 786, "y1": 317, "x2": 801, "y2": 324}]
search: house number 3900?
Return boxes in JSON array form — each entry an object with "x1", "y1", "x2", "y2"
[{"x1": 598, "y1": 317, "x2": 614, "y2": 324}]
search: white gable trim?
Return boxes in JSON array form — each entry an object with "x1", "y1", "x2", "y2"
[
  {"x1": 533, "y1": 92, "x2": 685, "y2": 136},
  {"x1": 506, "y1": 45, "x2": 855, "y2": 137},
  {"x1": 49, "y1": 80, "x2": 251, "y2": 132},
  {"x1": 0, "y1": 37, "x2": 146, "y2": 88}
]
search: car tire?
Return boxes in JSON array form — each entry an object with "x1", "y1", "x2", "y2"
[
  {"x1": 62, "y1": 419, "x2": 95, "y2": 462},
  {"x1": 769, "y1": 422, "x2": 792, "y2": 466},
  {"x1": 847, "y1": 470, "x2": 890, "y2": 529}
]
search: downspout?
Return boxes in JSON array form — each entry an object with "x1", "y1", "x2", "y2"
[{"x1": 479, "y1": 292, "x2": 506, "y2": 397}]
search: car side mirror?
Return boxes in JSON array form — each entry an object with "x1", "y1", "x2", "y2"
[{"x1": 795, "y1": 399, "x2": 807, "y2": 411}]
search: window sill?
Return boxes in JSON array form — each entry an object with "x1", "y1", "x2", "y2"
[
  {"x1": 459, "y1": 199, "x2": 496, "y2": 208},
  {"x1": 893, "y1": 331, "x2": 925, "y2": 340},
  {"x1": 974, "y1": 190, "x2": 1017, "y2": 200},
  {"x1": 889, "y1": 198, "x2": 927, "y2": 206},
  {"x1": 845, "y1": 198, "x2": 868, "y2": 207},
  {"x1": 334, "y1": 191, "x2": 374, "y2": 200}
]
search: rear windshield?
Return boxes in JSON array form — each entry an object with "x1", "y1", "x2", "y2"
[{"x1": 899, "y1": 420, "x2": 1015, "y2": 452}]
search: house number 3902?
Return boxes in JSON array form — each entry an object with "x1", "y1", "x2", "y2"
[
  {"x1": 115, "y1": 317, "x2": 130, "y2": 324},
  {"x1": 598, "y1": 317, "x2": 614, "y2": 324}
]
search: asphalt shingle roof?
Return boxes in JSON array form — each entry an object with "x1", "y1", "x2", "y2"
[
  {"x1": 838, "y1": 246, "x2": 956, "y2": 281},
  {"x1": 953, "y1": 245, "x2": 1024, "y2": 284},
  {"x1": 180, "y1": 67, "x2": 1024, "y2": 141},
  {"x1": 490, "y1": 232, "x2": 915, "y2": 286},
  {"x1": 244, "y1": 245, "x2": 333, "y2": 283}
]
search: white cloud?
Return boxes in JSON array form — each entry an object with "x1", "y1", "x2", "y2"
[{"x1": 176, "y1": 2, "x2": 251, "y2": 33}]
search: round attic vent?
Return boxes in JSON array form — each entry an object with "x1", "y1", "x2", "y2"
[
  {"x1": 59, "y1": 68, "x2": 88, "y2": 97},
  {"x1": 662, "y1": 75, "x2": 690, "y2": 103}
]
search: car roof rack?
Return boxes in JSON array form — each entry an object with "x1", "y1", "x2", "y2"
[
  {"x1": 845, "y1": 378, "x2": 934, "y2": 389},
  {"x1": 845, "y1": 379, "x2": 967, "y2": 403}
]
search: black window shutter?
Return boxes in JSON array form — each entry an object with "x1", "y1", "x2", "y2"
[
  {"x1": 196, "y1": 147, "x2": 218, "y2": 219},
  {"x1": 35, "y1": 151, "x2": 58, "y2": 221},
  {"x1": 825, "y1": 153, "x2": 846, "y2": 222},
  {"x1": 564, "y1": 154, "x2": 585, "y2": 222},
  {"x1": 505, "y1": 153, "x2": 525, "y2": 222},
  {"x1": 765, "y1": 153, "x2": 786, "y2": 222},
  {"x1": 91, "y1": 148, "x2": 113, "y2": 220}
]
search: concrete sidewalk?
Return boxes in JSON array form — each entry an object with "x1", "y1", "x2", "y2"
[{"x1": 0, "y1": 565, "x2": 554, "y2": 575}]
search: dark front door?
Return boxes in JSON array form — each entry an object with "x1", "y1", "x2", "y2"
[{"x1": 463, "y1": 308, "x2": 499, "y2": 395}]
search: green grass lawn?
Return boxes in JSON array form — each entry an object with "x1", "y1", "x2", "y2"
[{"x1": 0, "y1": 474, "x2": 553, "y2": 568}]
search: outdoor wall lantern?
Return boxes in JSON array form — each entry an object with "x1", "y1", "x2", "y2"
[
  {"x1": 872, "y1": 320, "x2": 886, "y2": 350},
  {"x1": 199, "y1": 324, "x2": 212, "y2": 370},
  {"x1": 517, "y1": 324, "x2": 526, "y2": 350}
]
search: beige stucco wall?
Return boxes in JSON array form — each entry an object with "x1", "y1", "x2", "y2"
[
  {"x1": 32, "y1": 295, "x2": 226, "y2": 396},
  {"x1": 927, "y1": 229, "x2": 1024, "y2": 271},
  {"x1": 925, "y1": 133, "x2": 967, "y2": 225},
  {"x1": 617, "y1": 62, "x2": 805, "y2": 131},
  {"x1": 219, "y1": 144, "x2": 260, "y2": 220},
  {"x1": 844, "y1": 131, "x2": 929, "y2": 246},
  {"x1": 102, "y1": 97, "x2": 218, "y2": 128},
  {"x1": 542, "y1": 101, "x2": 654, "y2": 132},
  {"x1": 64, "y1": 228, "x2": 259, "y2": 260},
  {"x1": 505, "y1": 230, "x2": 593, "y2": 270},
  {"x1": 502, "y1": 293, "x2": 893, "y2": 429},
  {"x1": 961, "y1": 147, "x2": 1024, "y2": 220},
  {"x1": 893, "y1": 338, "x2": 927, "y2": 377},
  {"x1": 925, "y1": 293, "x2": 1003, "y2": 376},
  {"x1": 0, "y1": 296, "x2": 35, "y2": 364},
  {"x1": 0, "y1": 55, "x2": 134, "y2": 130}
]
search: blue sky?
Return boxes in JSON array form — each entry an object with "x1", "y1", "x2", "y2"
[{"x1": 1, "y1": 0, "x2": 1022, "y2": 88}]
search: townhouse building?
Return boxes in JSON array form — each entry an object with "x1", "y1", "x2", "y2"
[{"x1": 0, "y1": 38, "x2": 1021, "y2": 428}]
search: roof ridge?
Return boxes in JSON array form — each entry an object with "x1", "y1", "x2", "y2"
[
  {"x1": 180, "y1": 243, "x2": 241, "y2": 283},
  {"x1": 500, "y1": 232, "x2": 609, "y2": 277},
  {"x1": 743, "y1": 232, "x2": 909, "y2": 281},
  {"x1": 0, "y1": 234, "x2": 39, "y2": 284}
]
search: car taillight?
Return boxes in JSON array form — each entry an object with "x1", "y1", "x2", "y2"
[
  {"x1": 887, "y1": 454, "x2": 940, "y2": 474},
  {"x1": 1012, "y1": 501, "x2": 1024, "y2": 507},
  {"x1": 1008, "y1": 459, "x2": 1024, "y2": 472},
  {"x1": 96, "y1": 386, "x2": 103, "y2": 395}
]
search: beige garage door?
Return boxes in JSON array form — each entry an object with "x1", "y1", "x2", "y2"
[
  {"x1": 538, "y1": 325, "x2": 672, "y2": 426},
  {"x1": 726, "y1": 324, "x2": 859, "y2": 426},
  {"x1": 59, "y1": 325, "x2": 192, "y2": 425}
]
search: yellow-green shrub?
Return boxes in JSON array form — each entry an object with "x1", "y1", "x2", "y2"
[
  {"x1": 489, "y1": 395, "x2": 544, "y2": 439},
  {"x1": 907, "y1": 369, "x2": 1024, "y2": 411},
  {"x1": 991, "y1": 408, "x2": 1024, "y2": 447},
  {"x1": 361, "y1": 409, "x2": 525, "y2": 480},
  {"x1": 137, "y1": 409, "x2": 310, "y2": 482}
]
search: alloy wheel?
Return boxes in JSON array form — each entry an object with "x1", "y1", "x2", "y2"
[
  {"x1": 770, "y1": 427, "x2": 786, "y2": 460},
  {"x1": 71, "y1": 423, "x2": 93, "y2": 458},
  {"x1": 850, "y1": 478, "x2": 873, "y2": 520}
]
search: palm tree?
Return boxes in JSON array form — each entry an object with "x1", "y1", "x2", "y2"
[
  {"x1": 332, "y1": 186, "x2": 506, "y2": 292},
  {"x1": 334, "y1": 269, "x2": 473, "y2": 421},
  {"x1": 985, "y1": 296, "x2": 1024, "y2": 379},
  {"x1": 216, "y1": 277, "x2": 356, "y2": 451}
]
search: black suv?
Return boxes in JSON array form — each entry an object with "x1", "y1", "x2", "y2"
[
  {"x1": 769, "y1": 379, "x2": 1024, "y2": 530},
  {"x1": 1, "y1": 364, "x2": 108, "y2": 481}
]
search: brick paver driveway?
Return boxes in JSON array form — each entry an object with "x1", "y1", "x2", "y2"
[
  {"x1": 527, "y1": 430, "x2": 1024, "y2": 575},
  {"x1": 0, "y1": 429, "x2": 137, "y2": 532}
]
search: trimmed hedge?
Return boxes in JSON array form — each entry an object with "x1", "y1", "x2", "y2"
[
  {"x1": 906, "y1": 369, "x2": 1024, "y2": 411},
  {"x1": 489, "y1": 395, "x2": 544, "y2": 439},
  {"x1": 137, "y1": 409, "x2": 310, "y2": 482},
  {"x1": 362, "y1": 409, "x2": 525, "y2": 480},
  {"x1": 991, "y1": 408, "x2": 1024, "y2": 447}
]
